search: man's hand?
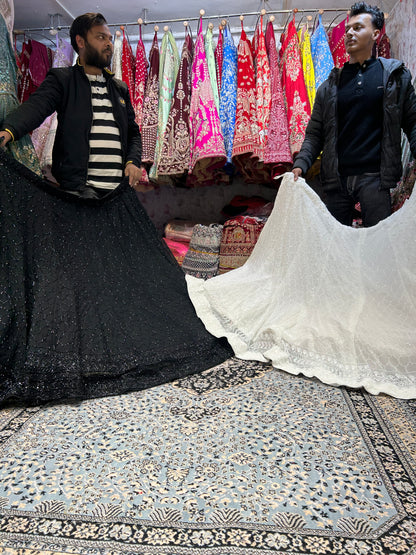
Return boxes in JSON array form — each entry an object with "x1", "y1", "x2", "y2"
[
  {"x1": 0, "y1": 130, "x2": 12, "y2": 148},
  {"x1": 291, "y1": 168, "x2": 303, "y2": 181},
  {"x1": 125, "y1": 163, "x2": 149, "y2": 189}
]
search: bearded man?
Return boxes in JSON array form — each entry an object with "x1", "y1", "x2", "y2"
[{"x1": 0, "y1": 13, "x2": 145, "y2": 198}]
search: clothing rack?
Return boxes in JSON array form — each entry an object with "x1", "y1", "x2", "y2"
[{"x1": 14, "y1": 7, "x2": 349, "y2": 37}]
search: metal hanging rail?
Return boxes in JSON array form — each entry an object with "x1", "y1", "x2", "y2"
[{"x1": 13, "y1": 7, "x2": 349, "y2": 35}]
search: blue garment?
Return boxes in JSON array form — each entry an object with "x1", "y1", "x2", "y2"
[
  {"x1": 310, "y1": 15, "x2": 334, "y2": 90},
  {"x1": 219, "y1": 26, "x2": 237, "y2": 164}
]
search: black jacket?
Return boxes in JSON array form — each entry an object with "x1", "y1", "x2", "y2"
[
  {"x1": 294, "y1": 57, "x2": 416, "y2": 192},
  {"x1": 3, "y1": 61, "x2": 142, "y2": 190}
]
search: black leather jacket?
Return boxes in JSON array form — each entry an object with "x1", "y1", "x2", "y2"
[
  {"x1": 3, "y1": 61, "x2": 142, "y2": 190},
  {"x1": 294, "y1": 57, "x2": 416, "y2": 192}
]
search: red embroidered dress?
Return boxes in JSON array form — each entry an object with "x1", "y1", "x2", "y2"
[
  {"x1": 329, "y1": 18, "x2": 349, "y2": 68},
  {"x1": 252, "y1": 16, "x2": 271, "y2": 162},
  {"x1": 232, "y1": 24, "x2": 257, "y2": 162},
  {"x1": 133, "y1": 26, "x2": 148, "y2": 129},
  {"x1": 121, "y1": 28, "x2": 135, "y2": 103}
]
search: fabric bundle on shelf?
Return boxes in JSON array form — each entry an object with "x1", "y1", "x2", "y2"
[
  {"x1": 218, "y1": 215, "x2": 266, "y2": 274},
  {"x1": 182, "y1": 223, "x2": 223, "y2": 279}
]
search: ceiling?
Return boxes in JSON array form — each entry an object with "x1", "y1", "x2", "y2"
[{"x1": 13, "y1": 0, "x2": 398, "y2": 44}]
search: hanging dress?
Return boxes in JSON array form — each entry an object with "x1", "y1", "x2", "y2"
[
  {"x1": 187, "y1": 18, "x2": 226, "y2": 186},
  {"x1": 264, "y1": 20, "x2": 293, "y2": 178},
  {"x1": 31, "y1": 37, "x2": 74, "y2": 174},
  {"x1": 141, "y1": 31, "x2": 160, "y2": 165},
  {"x1": 187, "y1": 172, "x2": 416, "y2": 400},
  {"x1": 310, "y1": 14, "x2": 334, "y2": 90},
  {"x1": 251, "y1": 16, "x2": 271, "y2": 165},
  {"x1": 231, "y1": 24, "x2": 258, "y2": 168},
  {"x1": 121, "y1": 27, "x2": 135, "y2": 103},
  {"x1": 374, "y1": 24, "x2": 391, "y2": 58},
  {"x1": 215, "y1": 25, "x2": 224, "y2": 99},
  {"x1": 328, "y1": 18, "x2": 349, "y2": 68},
  {"x1": 219, "y1": 25, "x2": 238, "y2": 167},
  {"x1": 0, "y1": 0, "x2": 13, "y2": 44},
  {"x1": 298, "y1": 24, "x2": 315, "y2": 111},
  {"x1": 133, "y1": 25, "x2": 148, "y2": 129},
  {"x1": 112, "y1": 32, "x2": 122, "y2": 80},
  {"x1": 157, "y1": 32, "x2": 193, "y2": 178},
  {"x1": 0, "y1": 148, "x2": 232, "y2": 406},
  {"x1": 0, "y1": 14, "x2": 40, "y2": 175},
  {"x1": 149, "y1": 29, "x2": 180, "y2": 180},
  {"x1": 280, "y1": 18, "x2": 311, "y2": 156},
  {"x1": 205, "y1": 25, "x2": 220, "y2": 113}
]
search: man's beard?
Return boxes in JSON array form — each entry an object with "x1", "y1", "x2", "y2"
[{"x1": 84, "y1": 41, "x2": 112, "y2": 69}]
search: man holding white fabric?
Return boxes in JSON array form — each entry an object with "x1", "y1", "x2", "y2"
[{"x1": 292, "y1": 2, "x2": 416, "y2": 227}]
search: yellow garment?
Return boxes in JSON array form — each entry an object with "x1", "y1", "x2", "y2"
[{"x1": 298, "y1": 26, "x2": 316, "y2": 112}]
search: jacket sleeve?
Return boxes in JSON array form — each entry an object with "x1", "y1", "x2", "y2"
[
  {"x1": 401, "y1": 70, "x2": 416, "y2": 159},
  {"x1": 2, "y1": 70, "x2": 63, "y2": 141},
  {"x1": 293, "y1": 85, "x2": 326, "y2": 176},
  {"x1": 124, "y1": 89, "x2": 142, "y2": 168}
]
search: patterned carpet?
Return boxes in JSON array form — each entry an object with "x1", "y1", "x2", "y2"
[{"x1": 0, "y1": 358, "x2": 416, "y2": 554}]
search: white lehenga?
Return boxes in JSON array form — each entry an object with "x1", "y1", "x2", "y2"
[{"x1": 187, "y1": 173, "x2": 416, "y2": 399}]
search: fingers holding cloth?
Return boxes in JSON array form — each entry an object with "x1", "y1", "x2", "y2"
[{"x1": 125, "y1": 162, "x2": 149, "y2": 191}]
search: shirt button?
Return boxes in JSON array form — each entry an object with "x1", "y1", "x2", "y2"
[
  {"x1": 363, "y1": 63, "x2": 366, "y2": 68},
  {"x1": 358, "y1": 81, "x2": 362, "y2": 85}
]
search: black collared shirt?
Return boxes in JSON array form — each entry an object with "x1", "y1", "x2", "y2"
[{"x1": 337, "y1": 57, "x2": 384, "y2": 176}]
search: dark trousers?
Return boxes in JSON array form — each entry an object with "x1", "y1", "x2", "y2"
[{"x1": 326, "y1": 173, "x2": 392, "y2": 227}]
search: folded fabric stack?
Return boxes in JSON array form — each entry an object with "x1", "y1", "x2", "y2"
[
  {"x1": 163, "y1": 219, "x2": 196, "y2": 265},
  {"x1": 218, "y1": 215, "x2": 266, "y2": 274},
  {"x1": 182, "y1": 223, "x2": 223, "y2": 280}
]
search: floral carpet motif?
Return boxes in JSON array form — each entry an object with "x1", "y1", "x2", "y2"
[{"x1": 0, "y1": 358, "x2": 416, "y2": 554}]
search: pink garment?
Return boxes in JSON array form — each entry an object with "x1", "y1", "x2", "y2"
[
  {"x1": 163, "y1": 238, "x2": 189, "y2": 266},
  {"x1": 188, "y1": 18, "x2": 226, "y2": 186},
  {"x1": 263, "y1": 20, "x2": 292, "y2": 175},
  {"x1": 133, "y1": 26, "x2": 148, "y2": 129},
  {"x1": 329, "y1": 18, "x2": 349, "y2": 68},
  {"x1": 31, "y1": 37, "x2": 74, "y2": 168}
]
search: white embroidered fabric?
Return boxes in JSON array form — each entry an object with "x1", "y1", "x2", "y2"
[{"x1": 187, "y1": 173, "x2": 416, "y2": 399}]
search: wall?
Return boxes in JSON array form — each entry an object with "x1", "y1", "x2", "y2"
[{"x1": 388, "y1": 0, "x2": 416, "y2": 77}]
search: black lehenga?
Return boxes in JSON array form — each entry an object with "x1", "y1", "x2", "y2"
[{"x1": 0, "y1": 149, "x2": 232, "y2": 406}]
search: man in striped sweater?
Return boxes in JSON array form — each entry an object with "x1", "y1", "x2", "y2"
[{"x1": 0, "y1": 13, "x2": 145, "y2": 198}]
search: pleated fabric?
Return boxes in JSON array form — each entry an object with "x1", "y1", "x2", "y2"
[
  {"x1": 280, "y1": 19, "x2": 311, "y2": 156},
  {"x1": 157, "y1": 32, "x2": 193, "y2": 177},
  {"x1": 141, "y1": 31, "x2": 160, "y2": 164},
  {"x1": 263, "y1": 20, "x2": 292, "y2": 176},
  {"x1": 310, "y1": 14, "x2": 334, "y2": 90},
  {"x1": 328, "y1": 18, "x2": 349, "y2": 69},
  {"x1": 219, "y1": 25, "x2": 238, "y2": 165},
  {"x1": 149, "y1": 30, "x2": 180, "y2": 179},
  {"x1": 188, "y1": 18, "x2": 226, "y2": 186},
  {"x1": 133, "y1": 27, "x2": 148, "y2": 129}
]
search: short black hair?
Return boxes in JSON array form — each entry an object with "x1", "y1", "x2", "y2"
[
  {"x1": 70, "y1": 13, "x2": 107, "y2": 53},
  {"x1": 349, "y1": 2, "x2": 384, "y2": 30}
]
